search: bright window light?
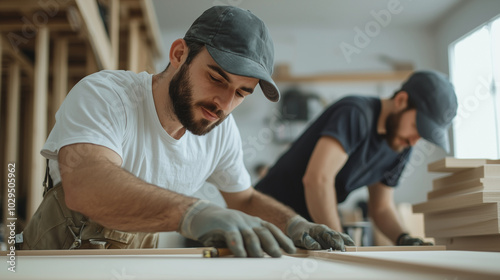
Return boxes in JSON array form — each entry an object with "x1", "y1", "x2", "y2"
[{"x1": 450, "y1": 15, "x2": 500, "y2": 159}]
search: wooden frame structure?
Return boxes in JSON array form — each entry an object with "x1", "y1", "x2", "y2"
[{"x1": 0, "y1": 0, "x2": 163, "y2": 225}]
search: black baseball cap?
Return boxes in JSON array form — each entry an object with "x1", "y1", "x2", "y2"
[
  {"x1": 184, "y1": 6, "x2": 280, "y2": 102},
  {"x1": 401, "y1": 71, "x2": 458, "y2": 152}
]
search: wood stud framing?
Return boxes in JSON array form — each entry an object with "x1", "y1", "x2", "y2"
[
  {"x1": 0, "y1": 0, "x2": 163, "y2": 226},
  {"x1": 3, "y1": 62, "x2": 21, "y2": 225},
  {"x1": 27, "y1": 25, "x2": 49, "y2": 220},
  {"x1": 50, "y1": 37, "x2": 68, "y2": 129}
]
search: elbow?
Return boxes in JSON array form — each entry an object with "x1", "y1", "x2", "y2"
[
  {"x1": 302, "y1": 173, "x2": 329, "y2": 190},
  {"x1": 62, "y1": 181, "x2": 83, "y2": 212}
]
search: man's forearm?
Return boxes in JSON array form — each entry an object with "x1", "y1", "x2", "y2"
[
  {"x1": 304, "y1": 181, "x2": 343, "y2": 232},
  {"x1": 370, "y1": 205, "x2": 406, "y2": 244},
  {"x1": 229, "y1": 190, "x2": 297, "y2": 232},
  {"x1": 62, "y1": 159, "x2": 197, "y2": 232}
]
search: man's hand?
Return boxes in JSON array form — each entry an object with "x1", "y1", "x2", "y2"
[
  {"x1": 396, "y1": 233, "x2": 434, "y2": 246},
  {"x1": 286, "y1": 216, "x2": 355, "y2": 251},
  {"x1": 178, "y1": 200, "x2": 296, "y2": 258}
]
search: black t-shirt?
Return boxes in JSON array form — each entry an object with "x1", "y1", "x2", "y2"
[{"x1": 255, "y1": 96, "x2": 412, "y2": 221}]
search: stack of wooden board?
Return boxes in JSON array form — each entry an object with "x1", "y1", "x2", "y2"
[{"x1": 413, "y1": 157, "x2": 500, "y2": 252}]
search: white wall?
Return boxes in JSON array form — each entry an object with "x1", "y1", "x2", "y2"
[
  {"x1": 237, "y1": 25, "x2": 446, "y2": 208},
  {"x1": 154, "y1": 2, "x2": 500, "y2": 247},
  {"x1": 155, "y1": 25, "x2": 448, "y2": 215},
  {"x1": 155, "y1": 3, "x2": 500, "y2": 232},
  {"x1": 434, "y1": 0, "x2": 500, "y2": 74}
]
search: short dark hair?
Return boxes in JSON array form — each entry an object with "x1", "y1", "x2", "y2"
[
  {"x1": 391, "y1": 90, "x2": 416, "y2": 110},
  {"x1": 183, "y1": 40, "x2": 205, "y2": 65},
  {"x1": 162, "y1": 39, "x2": 205, "y2": 72}
]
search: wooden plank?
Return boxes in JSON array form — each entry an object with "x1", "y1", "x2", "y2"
[
  {"x1": 413, "y1": 191, "x2": 500, "y2": 214},
  {"x1": 424, "y1": 203, "x2": 499, "y2": 230},
  {"x1": 427, "y1": 178, "x2": 500, "y2": 199},
  {"x1": 137, "y1": 34, "x2": 152, "y2": 72},
  {"x1": 435, "y1": 235, "x2": 500, "y2": 252},
  {"x1": 50, "y1": 37, "x2": 68, "y2": 129},
  {"x1": 344, "y1": 246, "x2": 446, "y2": 252},
  {"x1": 0, "y1": 34, "x2": 2, "y2": 109},
  {"x1": 9, "y1": 248, "x2": 208, "y2": 257},
  {"x1": 110, "y1": 0, "x2": 120, "y2": 69},
  {"x1": 0, "y1": 22, "x2": 73, "y2": 32},
  {"x1": 428, "y1": 157, "x2": 500, "y2": 173},
  {"x1": 86, "y1": 44, "x2": 98, "y2": 74},
  {"x1": 307, "y1": 250, "x2": 500, "y2": 279},
  {"x1": 273, "y1": 69, "x2": 413, "y2": 83},
  {"x1": 27, "y1": 26, "x2": 49, "y2": 221},
  {"x1": 0, "y1": 0, "x2": 73, "y2": 10},
  {"x1": 3, "y1": 62, "x2": 21, "y2": 225},
  {"x1": 1, "y1": 34, "x2": 34, "y2": 80},
  {"x1": 140, "y1": 0, "x2": 163, "y2": 59},
  {"x1": 423, "y1": 203, "x2": 500, "y2": 238},
  {"x1": 127, "y1": 18, "x2": 140, "y2": 72},
  {"x1": 433, "y1": 165, "x2": 500, "y2": 190},
  {"x1": 5, "y1": 248, "x2": 500, "y2": 279},
  {"x1": 426, "y1": 219, "x2": 500, "y2": 238},
  {"x1": 75, "y1": 0, "x2": 113, "y2": 69},
  {"x1": 12, "y1": 246, "x2": 444, "y2": 256}
]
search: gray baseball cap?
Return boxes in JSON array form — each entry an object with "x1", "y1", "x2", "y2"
[
  {"x1": 401, "y1": 71, "x2": 458, "y2": 152},
  {"x1": 184, "y1": 6, "x2": 280, "y2": 102}
]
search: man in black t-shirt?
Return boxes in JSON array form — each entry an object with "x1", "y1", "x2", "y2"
[{"x1": 255, "y1": 71, "x2": 457, "y2": 246}]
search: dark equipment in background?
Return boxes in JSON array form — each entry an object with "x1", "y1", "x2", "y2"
[{"x1": 280, "y1": 87, "x2": 321, "y2": 121}]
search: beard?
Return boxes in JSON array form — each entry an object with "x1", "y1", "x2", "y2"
[
  {"x1": 169, "y1": 63, "x2": 227, "y2": 136},
  {"x1": 384, "y1": 110, "x2": 405, "y2": 152}
]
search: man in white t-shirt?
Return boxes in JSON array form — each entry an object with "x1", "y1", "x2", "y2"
[{"x1": 20, "y1": 6, "x2": 353, "y2": 257}]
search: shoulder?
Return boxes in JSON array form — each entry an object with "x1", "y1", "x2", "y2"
[
  {"x1": 323, "y1": 96, "x2": 378, "y2": 122},
  {"x1": 69, "y1": 70, "x2": 150, "y2": 107},
  {"x1": 331, "y1": 96, "x2": 378, "y2": 114},
  {"x1": 78, "y1": 70, "x2": 148, "y2": 94},
  {"x1": 83, "y1": 70, "x2": 143, "y2": 83}
]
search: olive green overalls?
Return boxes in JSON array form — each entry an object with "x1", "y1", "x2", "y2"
[{"x1": 18, "y1": 160, "x2": 158, "y2": 250}]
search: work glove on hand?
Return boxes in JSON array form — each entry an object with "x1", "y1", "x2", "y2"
[
  {"x1": 285, "y1": 216, "x2": 355, "y2": 251},
  {"x1": 396, "y1": 233, "x2": 434, "y2": 246},
  {"x1": 178, "y1": 200, "x2": 296, "y2": 258}
]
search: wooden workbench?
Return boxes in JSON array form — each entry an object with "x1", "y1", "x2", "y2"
[{"x1": 1, "y1": 248, "x2": 499, "y2": 279}]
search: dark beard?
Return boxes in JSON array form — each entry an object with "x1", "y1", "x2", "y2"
[
  {"x1": 384, "y1": 110, "x2": 404, "y2": 152},
  {"x1": 169, "y1": 63, "x2": 226, "y2": 136}
]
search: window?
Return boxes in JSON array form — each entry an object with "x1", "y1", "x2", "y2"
[{"x1": 450, "y1": 15, "x2": 500, "y2": 159}]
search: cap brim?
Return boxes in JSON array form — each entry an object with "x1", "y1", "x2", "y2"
[
  {"x1": 205, "y1": 45, "x2": 280, "y2": 102},
  {"x1": 416, "y1": 112, "x2": 451, "y2": 153}
]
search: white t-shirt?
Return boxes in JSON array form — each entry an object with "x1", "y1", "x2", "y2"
[{"x1": 41, "y1": 70, "x2": 251, "y2": 195}]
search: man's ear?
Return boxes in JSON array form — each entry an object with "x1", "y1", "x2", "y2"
[
  {"x1": 393, "y1": 91, "x2": 409, "y2": 111},
  {"x1": 169, "y1": 39, "x2": 188, "y2": 70}
]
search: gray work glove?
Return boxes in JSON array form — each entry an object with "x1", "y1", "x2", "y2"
[
  {"x1": 178, "y1": 200, "x2": 296, "y2": 258},
  {"x1": 285, "y1": 216, "x2": 355, "y2": 251},
  {"x1": 396, "y1": 233, "x2": 434, "y2": 246}
]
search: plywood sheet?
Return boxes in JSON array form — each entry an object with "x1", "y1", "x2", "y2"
[
  {"x1": 435, "y1": 235, "x2": 500, "y2": 252},
  {"x1": 424, "y1": 203, "x2": 499, "y2": 230},
  {"x1": 427, "y1": 178, "x2": 500, "y2": 199},
  {"x1": 344, "y1": 245, "x2": 445, "y2": 252},
  {"x1": 308, "y1": 250, "x2": 500, "y2": 279},
  {"x1": 433, "y1": 165, "x2": 500, "y2": 190},
  {"x1": 428, "y1": 157, "x2": 500, "y2": 173},
  {"x1": 0, "y1": 253, "x2": 454, "y2": 280},
  {"x1": 413, "y1": 191, "x2": 500, "y2": 214},
  {"x1": 2, "y1": 248, "x2": 500, "y2": 279},
  {"x1": 12, "y1": 248, "x2": 207, "y2": 257}
]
